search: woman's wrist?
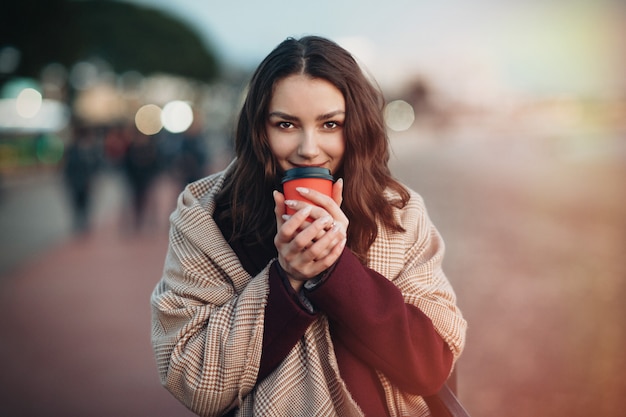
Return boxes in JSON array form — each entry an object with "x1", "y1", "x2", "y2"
[
  {"x1": 276, "y1": 256, "x2": 340, "y2": 295},
  {"x1": 274, "y1": 261, "x2": 313, "y2": 311},
  {"x1": 288, "y1": 276, "x2": 304, "y2": 292}
]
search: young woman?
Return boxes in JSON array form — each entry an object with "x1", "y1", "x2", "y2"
[{"x1": 151, "y1": 35, "x2": 466, "y2": 417}]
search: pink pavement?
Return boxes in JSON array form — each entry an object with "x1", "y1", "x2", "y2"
[{"x1": 0, "y1": 226, "x2": 196, "y2": 417}]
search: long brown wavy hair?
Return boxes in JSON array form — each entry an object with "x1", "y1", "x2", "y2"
[{"x1": 215, "y1": 35, "x2": 410, "y2": 264}]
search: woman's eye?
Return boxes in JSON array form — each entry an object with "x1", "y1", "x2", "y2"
[
  {"x1": 278, "y1": 122, "x2": 293, "y2": 129},
  {"x1": 324, "y1": 121, "x2": 340, "y2": 129}
]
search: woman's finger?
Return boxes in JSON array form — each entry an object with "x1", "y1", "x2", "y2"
[
  {"x1": 332, "y1": 178, "x2": 343, "y2": 206},
  {"x1": 290, "y1": 215, "x2": 334, "y2": 250},
  {"x1": 273, "y1": 190, "x2": 286, "y2": 228},
  {"x1": 284, "y1": 199, "x2": 331, "y2": 230},
  {"x1": 295, "y1": 186, "x2": 349, "y2": 228},
  {"x1": 306, "y1": 224, "x2": 346, "y2": 263},
  {"x1": 275, "y1": 205, "x2": 312, "y2": 244}
]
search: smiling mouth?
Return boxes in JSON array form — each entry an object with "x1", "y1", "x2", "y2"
[{"x1": 291, "y1": 163, "x2": 327, "y2": 168}]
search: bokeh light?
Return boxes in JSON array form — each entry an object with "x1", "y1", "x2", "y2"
[
  {"x1": 161, "y1": 100, "x2": 193, "y2": 133},
  {"x1": 73, "y1": 83, "x2": 124, "y2": 125},
  {"x1": 35, "y1": 135, "x2": 65, "y2": 164},
  {"x1": 69, "y1": 61, "x2": 100, "y2": 91},
  {"x1": 15, "y1": 88, "x2": 43, "y2": 118},
  {"x1": 384, "y1": 100, "x2": 415, "y2": 132},
  {"x1": 134, "y1": 104, "x2": 163, "y2": 135},
  {"x1": 0, "y1": 46, "x2": 21, "y2": 74}
]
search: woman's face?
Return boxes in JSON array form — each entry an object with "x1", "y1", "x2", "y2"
[{"x1": 266, "y1": 74, "x2": 345, "y2": 175}]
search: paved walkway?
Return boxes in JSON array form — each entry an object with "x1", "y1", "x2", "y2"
[
  {"x1": 0, "y1": 223, "x2": 197, "y2": 416},
  {"x1": 389, "y1": 126, "x2": 626, "y2": 417}
]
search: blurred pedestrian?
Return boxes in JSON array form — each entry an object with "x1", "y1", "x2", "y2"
[
  {"x1": 122, "y1": 130, "x2": 160, "y2": 232},
  {"x1": 171, "y1": 117, "x2": 209, "y2": 188},
  {"x1": 151, "y1": 36, "x2": 466, "y2": 417},
  {"x1": 103, "y1": 123, "x2": 133, "y2": 168},
  {"x1": 63, "y1": 125, "x2": 101, "y2": 233}
]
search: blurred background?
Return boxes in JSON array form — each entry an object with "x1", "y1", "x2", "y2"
[{"x1": 0, "y1": 0, "x2": 624, "y2": 416}]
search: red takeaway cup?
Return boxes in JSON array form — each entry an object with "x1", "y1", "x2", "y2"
[{"x1": 281, "y1": 167, "x2": 334, "y2": 217}]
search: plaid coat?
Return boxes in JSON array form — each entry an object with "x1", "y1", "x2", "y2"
[{"x1": 151, "y1": 164, "x2": 467, "y2": 416}]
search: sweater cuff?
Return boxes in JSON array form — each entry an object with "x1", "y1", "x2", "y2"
[
  {"x1": 303, "y1": 261, "x2": 338, "y2": 291},
  {"x1": 303, "y1": 248, "x2": 350, "y2": 297},
  {"x1": 274, "y1": 262, "x2": 316, "y2": 313}
]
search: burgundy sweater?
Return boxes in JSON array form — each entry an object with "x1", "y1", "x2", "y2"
[{"x1": 217, "y1": 219, "x2": 453, "y2": 416}]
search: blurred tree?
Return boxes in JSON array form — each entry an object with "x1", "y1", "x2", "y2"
[{"x1": 0, "y1": 0, "x2": 219, "y2": 86}]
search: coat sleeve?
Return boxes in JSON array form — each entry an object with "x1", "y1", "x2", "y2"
[
  {"x1": 305, "y1": 249, "x2": 454, "y2": 396},
  {"x1": 307, "y1": 190, "x2": 466, "y2": 396},
  {"x1": 150, "y1": 186, "x2": 268, "y2": 417}
]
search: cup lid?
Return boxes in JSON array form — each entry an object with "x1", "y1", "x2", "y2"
[{"x1": 281, "y1": 167, "x2": 333, "y2": 183}]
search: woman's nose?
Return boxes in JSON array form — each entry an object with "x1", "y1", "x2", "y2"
[{"x1": 297, "y1": 130, "x2": 320, "y2": 158}]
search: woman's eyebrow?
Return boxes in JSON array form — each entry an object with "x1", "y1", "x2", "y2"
[
  {"x1": 316, "y1": 110, "x2": 345, "y2": 121},
  {"x1": 268, "y1": 111, "x2": 299, "y2": 121},
  {"x1": 267, "y1": 110, "x2": 345, "y2": 121}
]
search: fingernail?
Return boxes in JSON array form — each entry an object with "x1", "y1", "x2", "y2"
[
  {"x1": 302, "y1": 205, "x2": 312, "y2": 215},
  {"x1": 321, "y1": 215, "x2": 333, "y2": 225},
  {"x1": 282, "y1": 214, "x2": 291, "y2": 221},
  {"x1": 285, "y1": 200, "x2": 297, "y2": 208},
  {"x1": 296, "y1": 187, "x2": 309, "y2": 194}
]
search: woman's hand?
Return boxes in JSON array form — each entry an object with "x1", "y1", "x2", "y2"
[{"x1": 273, "y1": 179, "x2": 348, "y2": 291}]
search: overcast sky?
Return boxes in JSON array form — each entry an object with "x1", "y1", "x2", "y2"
[{"x1": 125, "y1": 0, "x2": 625, "y2": 97}]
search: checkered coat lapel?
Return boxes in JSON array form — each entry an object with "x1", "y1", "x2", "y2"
[{"x1": 151, "y1": 162, "x2": 466, "y2": 417}]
